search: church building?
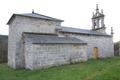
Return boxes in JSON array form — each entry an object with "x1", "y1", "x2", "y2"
[{"x1": 7, "y1": 5, "x2": 114, "y2": 70}]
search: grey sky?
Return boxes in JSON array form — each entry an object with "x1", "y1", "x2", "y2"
[{"x1": 0, "y1": 0, "x2": 120, "y2": 42}]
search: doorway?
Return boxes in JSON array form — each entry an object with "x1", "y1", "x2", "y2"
[{"x1": 93, "y1": 47, "x2": 98, "y2": 59}]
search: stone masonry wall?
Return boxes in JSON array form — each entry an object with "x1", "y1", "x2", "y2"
[
  {"x1": 8, "y1": 16, "x2": 61, "y2": 68},
  {"x1": 58, "y1": 33, "x2": 114, "y2": 58},
  {"x1": 24, "y1": 43, "x2": 87, "y2": 70},
  {"x1": 8, "y1": 14, "x2": 114, "y2": 69}
]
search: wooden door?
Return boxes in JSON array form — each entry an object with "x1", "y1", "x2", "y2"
[{"x1": 93, "y1": 47, "x2": 98, "y2": 59}]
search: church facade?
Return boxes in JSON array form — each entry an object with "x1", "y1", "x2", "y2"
[{"x1": 7, "y1": 5, "x2": 114, "y2": 70}]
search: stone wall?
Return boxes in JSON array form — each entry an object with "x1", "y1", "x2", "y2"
[
  {"x1": 24, "y1": 43, "x2": 87, "y2": 70},
  {"x1": 8, "y1": 16, "x2": 61, "y2": 68},
  {"x1": 58, "y1": 32, "x2": 114, "y2": 58},
  {"x1": 8, "y1": 14, "x2": 114, "y2": 69}
]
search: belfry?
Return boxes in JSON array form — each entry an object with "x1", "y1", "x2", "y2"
[{"x1": 92, "y1": 4, "x2": 106, "y2": 33}]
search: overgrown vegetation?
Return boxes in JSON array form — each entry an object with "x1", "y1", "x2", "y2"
[
  {"x1": 0, "y1": 56, "x2": 120, "y2": 80},
  {"x1": 114, "y1": 41, "x2": 120, "y2": 56}
]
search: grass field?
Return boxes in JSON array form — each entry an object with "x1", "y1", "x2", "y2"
[{"x1": 0, "y1": 56, "x2": 120, "y2": 80}]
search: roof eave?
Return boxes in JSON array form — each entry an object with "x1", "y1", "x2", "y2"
[
  {"x1": 33, "y1": 43, "x2": 87, "y2": 45},
  {"x1": 59, "y1": 31, "x2": 112, "y2": 37},
  {"x1": 7, "y1": 14, "x2": 16, "y2": 25},
  {"x1": 7, "y1": 14, "x2": 64, "y2": 25},
  {"x1": 20, "y1": 14, "x2": 64, "y2": 22}
]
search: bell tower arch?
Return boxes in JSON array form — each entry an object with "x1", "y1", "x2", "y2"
[{"x1": 92, "y1": 4, "x2": 106, "y2": 33}]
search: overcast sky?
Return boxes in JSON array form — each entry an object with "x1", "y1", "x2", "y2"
[{"x1": 0, "y1": 0, "x2": 120, "y2": 42}]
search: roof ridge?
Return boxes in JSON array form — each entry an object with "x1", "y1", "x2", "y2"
[
  {"x1": 60, "y1": 26, "x2": 111, "y2": 36},
  {"x1": 7, "y1": 12, "x2": 64, "y2": 24},
  {"x1": 20, "y1": 12, "x2": 64, "y2": 21},
  {"x1": 61, "y1": 26, "x2": 90, "y2": 31},
  {"x1": 33, "y1": 13, "x2": 61, "y2": 20}
]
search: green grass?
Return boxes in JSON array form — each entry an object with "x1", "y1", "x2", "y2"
[{"x1": 0, "y1": 56, "x2": 120, "y2": 80}]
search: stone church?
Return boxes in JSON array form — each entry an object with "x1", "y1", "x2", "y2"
[{"x1": 7, "y1": 5, "x2": 114, "y2": 70}]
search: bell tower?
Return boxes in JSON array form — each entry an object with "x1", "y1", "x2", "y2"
[{"x1": 92, "y1": 4, "x2": 106, "y2": 33}]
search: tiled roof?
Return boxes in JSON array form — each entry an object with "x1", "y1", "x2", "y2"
[
  {"x1": 59, "y1": 26, "x2": 111, "y2": 36},
  {"x1": 23, "y1": 33, "x2": 87, "y2": 44},
  {"x1": 7, "y1": 13, "x2": 63, "y2": 24}
]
